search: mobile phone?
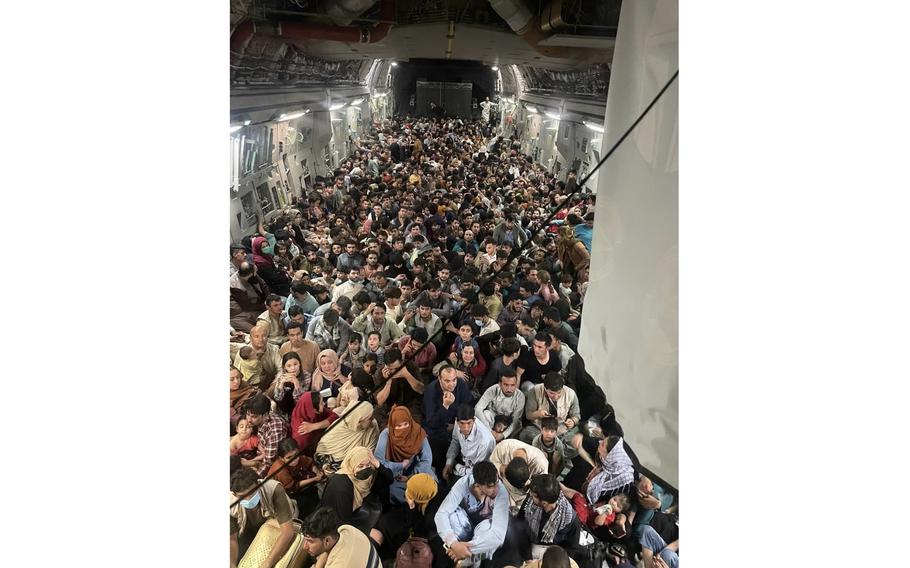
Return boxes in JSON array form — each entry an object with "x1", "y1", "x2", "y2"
[{"x1": 319, "y1": 388, "x2": 332, "y2": 398}]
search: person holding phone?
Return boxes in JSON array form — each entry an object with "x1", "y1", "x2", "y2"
[{"x1": 519, "y1": 372, "x2": 580, "y2": 453}]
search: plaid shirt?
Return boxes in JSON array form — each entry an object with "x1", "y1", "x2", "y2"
[{"x1": 256, "y1": 413, "x2": 290, "y2": 476}]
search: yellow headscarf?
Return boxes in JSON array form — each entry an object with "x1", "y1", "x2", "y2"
[
  {"x1": 337, "y1": 446, "x2": 375, "y2": 510},
  {"x1": 315, "y1": 401, "x2": 378, "y2": 461},
  {"x1": 405, "y1": 473, "x2": 439, "y2": 513}
]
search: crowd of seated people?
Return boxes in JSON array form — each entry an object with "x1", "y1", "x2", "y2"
[{"x1": 228, "y1": 116, "x2": 678, "y2": 568}]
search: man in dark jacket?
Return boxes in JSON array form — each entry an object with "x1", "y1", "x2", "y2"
[
  {"x1": 230, "y1": 262, "x2": 269, "y2": 332},
  {"x1": 422, "y1": 365, "x2": 474, "y2": 474}
]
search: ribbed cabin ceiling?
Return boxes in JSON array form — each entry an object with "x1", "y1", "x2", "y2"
[{"x1": 231, "y1": 0, "x2": 619, "y2": 95}]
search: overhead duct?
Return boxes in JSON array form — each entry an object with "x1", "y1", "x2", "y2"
[
  {"x1": 325, "y1": 0, "x2": 381, "y2": 27},
  {"x1": 488, "y1": 0, "x2": 611, "y2": 63},
  {"x1": 230, "y1": 0, "x2": 394, "y2": 55},
  {"x1": 540, "y1": 0, "x2": 569, "y2": 33}
]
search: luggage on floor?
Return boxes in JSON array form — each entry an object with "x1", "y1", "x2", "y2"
[{"x1": 239, "y1": 518, "x2": 307, "y2": 568}]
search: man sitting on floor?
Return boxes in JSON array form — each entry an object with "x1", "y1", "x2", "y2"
[
  {"x1": 434, "y1": 460, "x2": 510, "y2": 566},
  {"x1": 443, "y1": 404, "x2": 496, "y2": 483},
  {"x1": 474, "y1": 366, "x2": 525, "y2": 442},
  {"x1": 301, "y1": 507, "x2": 381, "y2": 568},
  {"x1": 229, "y1": 467, "x2": 297, "y2": 568},
  {"x1": 492, "y1": 473, "x2": 585, "y2": 568},
  {"x1": 257, "y1": 293, "x2": 288, "y2": 347},
  {"x1": 519, "y1": 372, "x2": 580, "y2": 459}
]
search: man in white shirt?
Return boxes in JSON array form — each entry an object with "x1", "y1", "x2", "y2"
[
  {"x1": 474, "y1": 368, "x2": 525, "y2": 442},
  {"x1": 331, "y1": 267, "x2": 365, "y2": 302},
  {"x1": 443, "y1": 404, "x2": 496, "y2": 482},
  {"x1": 470, "y1": 304, "x2": 500, "y2": 337}
]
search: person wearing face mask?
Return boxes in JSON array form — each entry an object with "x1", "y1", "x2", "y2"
[
  {"x1": 470, "y1": 304, "x2": 500, "y2": 337},
  {"x1": 373, "y1": 405, "x2": 436, "y2": 505},
  {"x1": 318, "y1": 445, "x2": 392, "y2": 534},
  {"x1": 251, "y1": 231, "x2": 292, "y2": 298},
  {"x1": 229, "y1": 467, "x2": 298, "y2": 568}
]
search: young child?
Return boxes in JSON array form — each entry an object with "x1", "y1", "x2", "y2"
[
  {"x1": 267, "y1": 438, "x2": 325, "y2": 520},
  {"x1": 234, "y1": 345, "x2": 261, "y2": 382},
  {"x1": 532, "y1": 416, "x2": 567, "y2": 475},
  {"x1": 363, "y1": 331, "x2": 386, "y2": 365},
  {"x1": 592, "y1": 494, "x2": 631, "y2": 530},
  {"x1": 450, "y1": 322, "x2": 480, "y2": 357},
  {"x1": 229, "y1": 417, "x2": 263, "y2": 469},
  {"x1": 492, "y1": 415, "x2": 512, "y2": 438},
  {"x1": 558, "y1": 272, "x2": 575, "y2": 302},
  {"x1": 362, "y1": 353, "x2": 379, "y2": 377},
  {"x1": 339, "y1": 332, "x2": 366, "y2": 370},
  {"x1": 537, "y1": 270, "x2": 560, "y2": 305},
  {"x1": 564, "y1": 484, "x2": 632, "y2": 538}
]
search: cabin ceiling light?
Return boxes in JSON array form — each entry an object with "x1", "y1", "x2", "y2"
[
  {"x1": 278, "y1": 109, "x2": 309, "y2": 121},
  {"x1": 348, "y1": 97, "x2": 365, "y2": 106},
  {"x1": 329, "y1": 102, "x2": 346, "y2": 111},
  {"x1": 545, "y1": 112, "x2": 561, "y2": 120},
  {"x1": 526, "y1": 105, "x2": 538, "y2": 113},
  {"x1": 491, "y1": 65, "x2": 499, "y2": 71},
  {"x1": 584, "y1": 121, "x2": 604, "y2": 133},
  {"x1": 229, "y1": 125, "x2": 244, "y2": 134}
]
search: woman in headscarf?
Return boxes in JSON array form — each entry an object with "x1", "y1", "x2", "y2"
[
  {"x1": 584, "y1": 436, "x2": 637, "y2": 505},
  {"x1": 373, "y1": 406, "x2": 436, "y2": 505},
  {"x1": 318, "y1": 445, "x2": 392, "y2": 535},
  {"x1": 556, "y1": 225, "x2": 590, "y2": 281},
  {"x1": 251, "y1": 234, "x2": 292, "y2": 297},
  {"x1": 314, "y1": 401, "x2": 380, "y2": 469},
  {"x1": 369, "y1": 473, "x2": 444, "y2": 560},
  {"x1": 309, "y1": 349, "x2": 350, "y2": 402},
  {"x1": 290, "y1": 391, "x2": 338, "y2": 456}
]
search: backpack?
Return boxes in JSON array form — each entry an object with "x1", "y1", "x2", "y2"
[{"x1": 395, "y1": 536, "x2": 433, "y2": 568}]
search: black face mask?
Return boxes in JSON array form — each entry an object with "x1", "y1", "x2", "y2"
[{"x1": 354, "y1": 467, "x2": 375, "y2": 480}]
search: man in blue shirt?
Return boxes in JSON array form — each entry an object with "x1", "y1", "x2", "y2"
[
  {"x1": 434, "y1": 460, "x2": 510, "y2": 564},
  {"x1": 566, "y1": 212, "x2": 593, "y2": 253},
  {"x1": 285, "y1": 280, "x2": 321, "y2": 317}
]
